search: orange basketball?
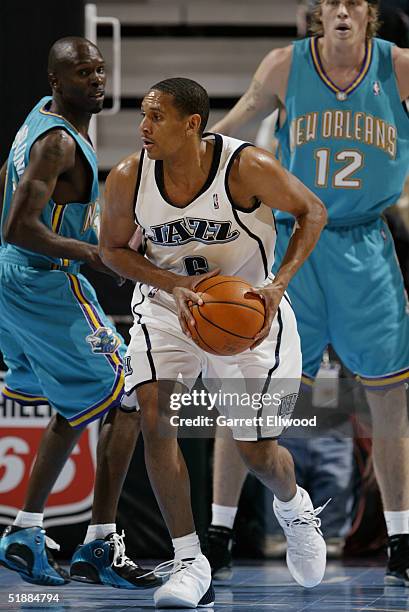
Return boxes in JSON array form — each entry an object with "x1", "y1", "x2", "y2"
[{"x1": 188, "y1": 275, "x2": 265, "y2": 356}]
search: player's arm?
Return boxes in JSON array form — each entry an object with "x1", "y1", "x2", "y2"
[
  {"x1": 100, "y1": 153, "x2": 219, "y2": 335},
  {"x1": 100, "y1": 153, "x2": 180, "y2": 290},
  {"x1": 211, "y1": 46, "x2": 291, "y2": 136},
  {"x1": 392, "y1": 46, "x2": 409, "y2": 101},
  {"x1": 229, "y1": 147, "x2": 327, "y2": 347},
  {"x1": 3, "y1": 129, "x2": 99, "y2": 265}
]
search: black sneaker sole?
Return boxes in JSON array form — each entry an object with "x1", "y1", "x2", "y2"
[{"x1": 70, "y1": 561, "x2": 162, "y2": 589}]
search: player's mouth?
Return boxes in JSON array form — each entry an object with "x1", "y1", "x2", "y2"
[
  {"x1": 142, "y1": 138, "x2": 155, "y2": 150},
  {"x1": 90, "y1": 90, "x2": 105, "y2": 100},
  {"x1": 335, "y1": 24, "x2": 351, "y2": 33}
]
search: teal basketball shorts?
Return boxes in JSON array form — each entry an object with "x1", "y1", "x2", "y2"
[
  {"x1": 273, "y1": 217, "x2": 409, "y2": 390},
  {"x1": 0, "y1": 262, "x2": 125, "y2": 427}
]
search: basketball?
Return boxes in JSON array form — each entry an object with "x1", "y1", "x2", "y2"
[{"x1": 188, "y1": 275, "x2": 265, "y2": 356}]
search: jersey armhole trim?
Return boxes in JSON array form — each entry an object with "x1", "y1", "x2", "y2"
[
  {"x1": 133, "y1": 148, "x2": 145, "y2": 212},
  {"x1": 224, "y1": 142, "x2": 256, "y2": 212},
  {"x1": 224, "y1": 143, "x2": 269, "y2": 279}
]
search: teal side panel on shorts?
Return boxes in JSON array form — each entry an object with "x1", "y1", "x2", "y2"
[
  {"x1": 273, "y1": 222, "x2": 329, "y2": 378},
  {"x1": 0, "y1": 264, "x2": 125, "y2": 426}
]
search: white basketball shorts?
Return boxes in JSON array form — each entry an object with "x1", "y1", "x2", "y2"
[{"x1": 122, "y1": 286, "x2": 301, "y2": 440}]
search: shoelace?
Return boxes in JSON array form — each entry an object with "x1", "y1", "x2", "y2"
[
  {"x1": 111, "y1": 531, "x2": 141, "y2": 570},
  {"x1": 44, "y1": 535, "x2": 60, "y2": 552},
  {"x1": 110, "y1": 531, "x2": 184, "y2": 580},
  {"x1": 110, "y1": 531, "x2": 197, "y2": 581},
  {"x1": 281, "y1": 499, "x2": 331, "y2": 557},
  {"x1": 153, "y1": 558, "x2": 194, "y2": 579}
]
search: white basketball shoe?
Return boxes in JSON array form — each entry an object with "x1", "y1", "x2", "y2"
[
  {"x1": 273, "y1": 487, "x2": 327, "y2": 588},
  {"x1": 153, "y1": 553, "x2": 214, "y2": 608}
]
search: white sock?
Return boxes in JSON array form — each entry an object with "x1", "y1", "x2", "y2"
[
  {"x1": 211, "y1": 503, "x2": 238, "y2": 529},
  {"x1": 84, "y1": 523, "x2": 116, "y2": 544},
  {"x1": 13, "y1": 511, "x2": 44, "y2": 529},
  {"x1": 274, "y1": 486, "x2": 304, "y2": 519},
  {"x1": 384, "y1": 510, "x2": 409, "y2": 537},
  {"x1": 172, "y1": 532, "x2": 201, "y2": 560}
]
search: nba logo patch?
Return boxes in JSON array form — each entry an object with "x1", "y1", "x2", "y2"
[
  {"x1": 380, "y1": 228, "x2": 387, "y2": 241},
  {"x1": 213, "y1": 194, "x2": 219, "y2": 209},
  {"x1": 373, "y1": 81, "x2": 381, "y2": 96}
]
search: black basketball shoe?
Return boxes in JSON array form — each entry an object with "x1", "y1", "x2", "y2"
[
  {"x1": 204, "y1": 525, "x2": 233, "y2": 581},
  {"x1": 385, "y1": 534, "x2": 409, "y2": 586},
  {"x1": 70, "y1": 531, "x2": 161, "y2": 589}
]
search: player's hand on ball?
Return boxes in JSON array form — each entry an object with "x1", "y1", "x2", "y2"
[
  {"x1": 246, "y1": 282, "x2": 285, "y2": 350},
  {"x1": 172, "y1": 268, "x2": 221, "y2": 337}
]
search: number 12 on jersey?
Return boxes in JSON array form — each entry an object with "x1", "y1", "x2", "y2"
[{"x1": 314, "y1": 149, "x2": 364, "y2": 189}]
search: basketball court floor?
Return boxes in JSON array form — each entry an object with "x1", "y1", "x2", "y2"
[{"x1": 1, "y1": 559, "x2": 408, "y2": 611}]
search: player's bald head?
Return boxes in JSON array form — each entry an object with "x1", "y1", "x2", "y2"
[{"x1": 48, "y1": 37, "x2": 101, "y2": 75}]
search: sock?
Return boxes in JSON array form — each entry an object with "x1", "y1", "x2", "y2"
[
  {"x1": 13, "y1": 510, "x2": 44, "y2": 529},
  {"x1": 211, "y1": 503, "x2": 237, "y2": 529},
  {"x1": 172, "y1": 532, "x2": 201, "y2": 560},
  {"x1": 84, "y1": 523, "x2": 116, "y2": 544},
  {"x1": 274, "y1": 486, "x2": 304, "y2": 519},
  {"x1": 384, "y1": 510, "x2": 409, "y2": 537}
]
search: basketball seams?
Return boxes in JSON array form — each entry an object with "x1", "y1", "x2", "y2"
[
  {"x1": 188, "y1": 274, "x2": 266, "y2": 354},
  {"x1": 189, "y1": 306, "x2": 225, "y2": 355},
  {"x1": 195, "y1": 277, "x2": 250, "y2": 293},
  {"x1": 196, "y1": 299, "x2": 264, "y2": 316},
  {"x1": 192, "y1": 304, "x2": 260, "y2": 340}
]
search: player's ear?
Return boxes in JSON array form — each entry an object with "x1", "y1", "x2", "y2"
[
  {"x1": 48, "y1": 72, "x2": 59, "y2": 93},
  {"x1": 186, "y1": 114, "x2": 202, "y2": 136}
]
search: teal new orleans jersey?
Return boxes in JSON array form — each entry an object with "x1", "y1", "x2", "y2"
[
  {"x1": 2, "y1": 96, "x2": 100, "y2": 265},
  {"x1": 273, "y1": 38, "x2": 409, "y2": 387},
  {"x1": 276, "y1": 38, "x2": 409, "y2": 225},
  {"x1": 0, "y1": 97, "x2": 125, "y2": 427}
]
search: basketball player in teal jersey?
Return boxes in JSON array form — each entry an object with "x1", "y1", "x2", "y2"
[
  {"x1": 208, "y1": 0, "x2": 409, "y2": 585},
  {"x1": 0, "y1": 37, "x2": 158, "y2": 590}
]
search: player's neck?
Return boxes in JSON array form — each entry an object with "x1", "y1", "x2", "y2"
[
  {"x1": 48, "y1": 100, "x2": 91, "y2": 139},
  {"x1": 319, "y1": 36, "x2": 367, "y2": 70},
  {"x1": 162, "y1": 139, "x2": 211, "y2": 190}
]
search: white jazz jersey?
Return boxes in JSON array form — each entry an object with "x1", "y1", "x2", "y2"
[
  {"x1": 124, "y1": 134, "x2": 301, "y2": 441},
  {"x1": 133, "y1": 133, "x2": 276, "y2": 308}
]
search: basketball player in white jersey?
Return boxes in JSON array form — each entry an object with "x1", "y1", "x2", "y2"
[{"x1": 100, "y1": 78, "x2": 327, "y2": 608}]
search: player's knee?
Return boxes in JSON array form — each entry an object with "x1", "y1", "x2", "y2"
[
  {"x1": 108, "y1": 405, "x2": 141, "y2": 428},
  {"x1": 137, "y1": 383, "x2": 173, "y2": 439},
  {"x1": 237, "y1": 440, "x2": 279, "y2": 477},
  {"x1": 52, "y1": 412, "x2": 80, "y2": 435},
  {"x1": 139, "y1": 404, "x2": 162, "y2": 438}
]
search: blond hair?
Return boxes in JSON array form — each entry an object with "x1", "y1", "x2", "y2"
[{"x1": 309, "y1": 1, "x2": 380, "y2": 39}]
